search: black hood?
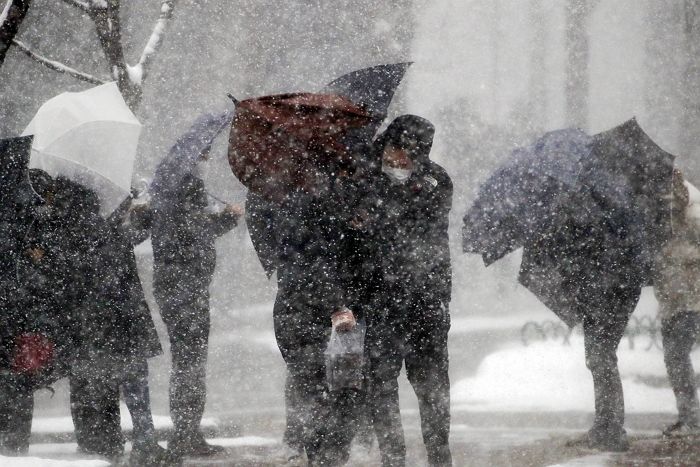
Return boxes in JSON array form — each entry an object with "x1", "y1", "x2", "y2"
[{"x1": 375, "y1": 114, "x2": 435, "y2": 165}]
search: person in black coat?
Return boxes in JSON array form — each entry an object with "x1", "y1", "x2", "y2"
[
  {"x1": 270, "y1": 161, "x2": 371, "y2": 466},
  {"x1": 364, "y1": 115, "x2": 453, "y2": 467},
  {"x1": 150, "y1": 165, "x2": 242, "y2": 457},
  {"x1": 69, "y1": 189, "x2": 172, "y2": 465},
  {"x1": 0, "y1": 168, "x2": 49, "y2": 455},
  {"x1": 1, "y1": 170, "x2": 89, "y2": 455}
]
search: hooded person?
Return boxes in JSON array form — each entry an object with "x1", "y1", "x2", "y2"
[{"x1": 363, "y1": 115, "x2": 453, "y2": 467}]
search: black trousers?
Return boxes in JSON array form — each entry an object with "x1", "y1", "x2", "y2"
[
  {"x1": 366, "y1": 292, "x2": 451, "y2": 467},
  {"x1": 70, "y1": 358, "x2": 156, "y2": 453},
  {"x1": 155, "y1": 285, "x2": 211, "y2": 439},
  {"x1": 581, "y1": 285, "x2": 641, "y2": 440},
  {"x1": 70, "y1": 365, "x2": 124, "y2": 455},
  {"x1": 662, "y1": 311, "x2": 700, "y2": 425},
  {"x1": 274, "y1": 286, "x2": 359, "y2": 466},
  {"x1": 0, "y1": 373, "x2": 33, "y2": 454}
]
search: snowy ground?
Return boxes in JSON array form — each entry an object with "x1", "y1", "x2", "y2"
[{"x1": 15, "y1": 288, "x2": 697, "y2": 466}]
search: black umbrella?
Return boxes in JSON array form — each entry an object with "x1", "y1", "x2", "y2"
[
  {"x1": 322, "y1": 62, "x2": 412, "y2": 148},
  {"x1": 464, "y1": 119, "x2": 675, "y2": 326}
]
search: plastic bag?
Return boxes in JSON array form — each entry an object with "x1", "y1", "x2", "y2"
[{"x1": 325, "y1": 319, "x2": 366, "y2": 392}]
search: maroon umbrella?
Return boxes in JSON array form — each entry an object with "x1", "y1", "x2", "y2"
[{"x1": 228, "y1": 92, "x2": 374, "y2": 202}]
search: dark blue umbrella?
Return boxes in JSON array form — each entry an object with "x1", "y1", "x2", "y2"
[
  {"x1": 150, "y1": 109, "x2": 234, "y2": 215},
  {"x1": 462, "y1": 128, "x2": 593, "y2": 265},
  {"x1": 463, "y1": 119, "x2": 675, "y2": 326},
  {"x1": 322, "y1": 62, "x2": 412, "y2": 148}
]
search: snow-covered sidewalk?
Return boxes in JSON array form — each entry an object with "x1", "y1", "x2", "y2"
[{"x1": 451, "y1": 333, "x2": 697, "y2": 413}]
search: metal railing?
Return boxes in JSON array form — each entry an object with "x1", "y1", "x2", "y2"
[{"x1": 520, "y1": 315, "x2": 670, "y2": 350}]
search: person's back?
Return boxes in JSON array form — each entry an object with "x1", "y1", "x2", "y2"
[
  {"x1": 271, "y1": 180, "x2": 367, "y2": 466},
  {"x1": 152, "y1": 173, "x2": 218, "y2": 285}
]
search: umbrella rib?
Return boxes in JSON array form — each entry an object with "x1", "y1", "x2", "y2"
[{"x1": 32, "y1": 150, "x2": 127, "y2": 192}]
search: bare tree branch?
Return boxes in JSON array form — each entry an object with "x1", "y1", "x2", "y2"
[
  {"x1": 87, "y1": 0, "x2": 141, "y2": 107},
  {"x1": 129, "y1": 0, "x2": 176, "y2": 86},
  {"x1": 86, "y1": 0, "x2": 177, "y2": 110},
  {"x1": 60, "y1": 0, "x2": 91, "y2": 14},
  {"x1": 12, "y1": 38, "x2": 106, "y2": 84},
  {"x1": 3, "y1": 0, "x2": 177, "y2": 111},
  {"x1": 0, "y1": 0, "x2": 32, "y2": 66}
]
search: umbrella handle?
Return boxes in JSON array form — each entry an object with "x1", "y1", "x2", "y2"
[{"x1": 206, "y1": 190, "x2": 228, "y2": 205}]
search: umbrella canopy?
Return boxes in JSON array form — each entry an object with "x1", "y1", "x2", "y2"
[
  {"x1": 462, "y1": 128, "x2": 593, "y2": 265},
  {"x1": 322, "y1": 62, "x2": 411, "y2": 146},
  {"x1": 21, "y1": 82, "x2": 142, "y2": 216},
  {"x1": 150, "y1": 109, "x2": 234, "y2": 215},
  {"x1": 228, "y1": 92, "x2": 373, "y2": 202},
  {"x1": 463, "y1": 119, "x2": 675, "y2": 326}
]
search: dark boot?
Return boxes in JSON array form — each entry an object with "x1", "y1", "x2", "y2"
[
  {"x1": 168, "y1": 431, "x2": 225, "y2": 458},
  {"x1": 130, "y1": 440, "x2": 181, "y2": 466}
]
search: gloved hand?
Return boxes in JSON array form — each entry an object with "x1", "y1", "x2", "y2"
[
  {"x1": 11, "y1": 333, "x2": 54, "y2": 374},
  {"x1": 331, "y1": 307, "x2": 356, "y2": 332}
]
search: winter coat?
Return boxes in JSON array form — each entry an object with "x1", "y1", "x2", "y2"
[
  {"x1": 8, "y1": 178, "x2": 96, "y2": 383},
  {"x1": 654, "y1": 222, "x2": 700, "y2": 322},
  {"x1": 19, "y1": 177, "x2": 161, "y2": 377},
  {"x1": 245, "y1": 191, "x2": 279, "y2": 279},
  {"x1": 151, "y1": 173, "x2": 238, "y2": 299},
  {"x1": 0, "y1": 203, "x2": 41, "y2": 370},
  {"x1": 273, "y1": 188, "x2": 351, "y2": 317},
  {"x1": 79, "y1": 216, "x2": 162, "y2": 368},
  {"x1": 365, "y1": 115, "x2": 453, "y2": 307}
]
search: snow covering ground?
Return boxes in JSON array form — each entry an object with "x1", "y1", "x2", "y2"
[
  {"x1": 452, "y1": 334, "x2": 696, "y2": 413},
  {"x1": 452, "y1": 288, "x2": 693, "y2": 414},
  {"x1": 31, "y1": 404, "x2": 217, "y2": 433},
  {"x1": 547, "y1": 454, "x2": 612, "y2": 467},
  {"x1": 0, "y1": 437, "x2": 279, "y2": 467},
  {"x1": 0, "y1": 455, "x2": 109, "y2": 467}
]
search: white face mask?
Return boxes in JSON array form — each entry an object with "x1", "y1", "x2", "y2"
[{"x1": 382, "y1": 164, "x2": 412, "y2": 183}]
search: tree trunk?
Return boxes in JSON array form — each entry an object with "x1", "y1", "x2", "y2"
[
  {"x1": 529, "y1": 0, "x2": 548, "y2": 132},
  {"x1": 681, "y1": 0, "x2": 700, "y2": 178},
  {"x1": 0, "y1": 0, "x2": 32, "y2": 67},
  {"x1": 564, "y1": 0, "x2": 591, "y2": 130},
  {"x1": 88, "y1": 0, "x2": 141, "y2": 109}
]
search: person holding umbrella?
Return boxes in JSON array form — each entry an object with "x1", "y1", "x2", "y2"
[
  {"x1": 149, "y1": 114, "x2": 243, "y2": 457},
  {"x1": 463, "y1": 120, "x2": 676, "y2": 451},
  {"x1": 228, "y1": 92, "x2": 375, "y2": 465},
  {"x1": 362, "y1": 115, "x2": 453, "y2": 467}
]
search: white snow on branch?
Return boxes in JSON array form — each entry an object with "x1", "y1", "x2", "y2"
[
  {"x1": 128, "y1": 0, "x2": 176, "y2": 86},
  {"x1": 12, "y1": 39, "x2": 107, "y2": 84},
  {"x1": 0, "y1": 0, "x2": 12, "y2": 26},
  {"x1": 61, "y1": 0, "x2": 91, "y2": 12},
  {"x1": 88, "y1": 0, "x2": 108, "y2": 8}
]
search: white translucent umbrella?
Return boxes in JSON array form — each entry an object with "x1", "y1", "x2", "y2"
[
  {"x1": 685, "y1": 180, "x2": 700, "y2": 224},
  {"x1": 22, "y1": 82, "x2": 142, "y2": 216}
]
